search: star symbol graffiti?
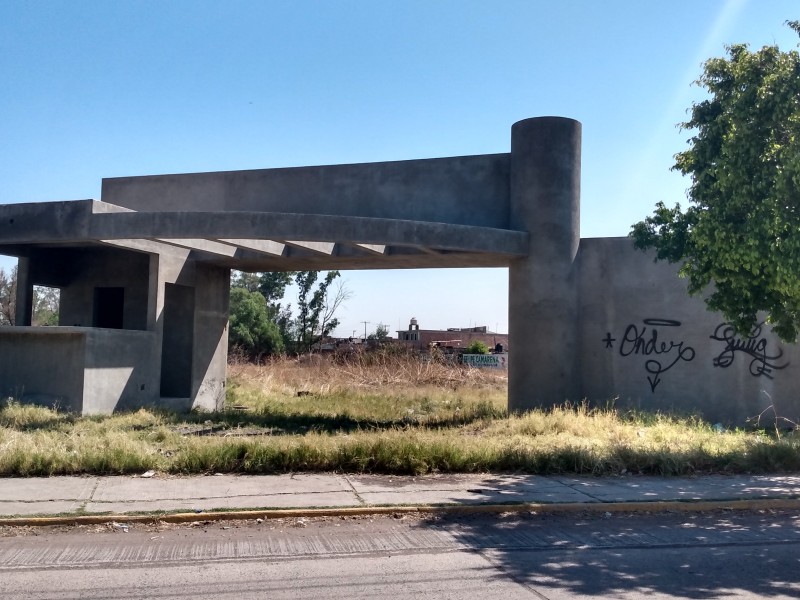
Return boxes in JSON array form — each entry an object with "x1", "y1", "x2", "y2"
[{"x1": 602, "y1": 333, "x2": 616, "y2": 349}]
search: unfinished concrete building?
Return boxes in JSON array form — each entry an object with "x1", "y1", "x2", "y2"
[{"x1": 1, "y1": 117, "x2": 799, "y2": 424}]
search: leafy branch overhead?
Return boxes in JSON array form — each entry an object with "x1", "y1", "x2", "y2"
[{"x1": 631, "y1": 21, "x2": 800, "y2": 342}]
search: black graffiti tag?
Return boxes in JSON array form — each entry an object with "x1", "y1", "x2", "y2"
[
  {"x1": 710, "y1": 323, "x2": 789, "y2": 378},
  {"x1": 619, "y1": 320, "x2": 696, "y2": 392}
]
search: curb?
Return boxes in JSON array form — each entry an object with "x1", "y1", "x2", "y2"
[{"x1": 2, "y1": 498, "x2": 800, "y2": 528}]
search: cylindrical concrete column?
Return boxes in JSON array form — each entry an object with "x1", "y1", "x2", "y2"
[{"x1": 508, "y1": 117, "x2": 581, "y2": 412}]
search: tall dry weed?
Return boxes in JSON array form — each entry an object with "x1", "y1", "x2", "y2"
[{"x1": 228, "y1": 353, "x2": 507, "y2": 396}]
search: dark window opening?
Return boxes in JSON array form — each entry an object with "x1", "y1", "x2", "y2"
[{"x1": 93, "y1": 287, "x2": 125, "y2": 329}]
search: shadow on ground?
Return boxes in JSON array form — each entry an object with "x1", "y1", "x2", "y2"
[{"x1": 414, "y1": 509, "x2": 800, "y2": 598}]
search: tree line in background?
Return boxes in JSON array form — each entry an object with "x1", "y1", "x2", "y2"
[{"x1": 229, "y1": 270, "x2": 351, "y2": 358}]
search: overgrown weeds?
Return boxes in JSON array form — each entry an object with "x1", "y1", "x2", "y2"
[{"x1": 1, "y1": 355, "x2": 799, "y2": 476}]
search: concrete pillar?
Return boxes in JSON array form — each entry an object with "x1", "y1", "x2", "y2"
[
  {"x1": 508, "y1": 117, "x2": 581, "y2": 412},
  {"x1": 14, "y1": 257, "x2": 33, "y2": 326}
]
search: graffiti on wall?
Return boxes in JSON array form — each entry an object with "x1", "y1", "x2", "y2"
[
  {"x1": 603, "y1": 319, "x2": 791, "y2": 392},
  {"x1": 603, "y1": 319, "x2": 695, "y2": 392},
  {"x1": 710, "y1": 323, "x2": 789, "y2": 378}
]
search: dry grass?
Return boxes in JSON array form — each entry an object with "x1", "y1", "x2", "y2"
[{"x1": 1, "y1": 354, "x2": 799, "y2": 476}]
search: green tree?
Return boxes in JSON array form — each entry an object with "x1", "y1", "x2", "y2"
[
  {"x1": 631, "y1": 21, "x2": 800, "y2": 341},
  {"x1": 228, "y1": 286, "x2": 285, "y2": 358},
  {"x1": 367, "y1": 322, "x2": 391, "y2": 341},
  {"x1": 465, "y1": 340, "x2": 489, "y2": 354},
  {"x1": 231, "y1": 271, "x2": 296, "y2": 349},
  {"x1": 292, "y1": 271, "x2": 349, "y2": 353},
  {"x1": 231, "y1": 271, "x2": 294, "y2": 310},
  {"x1": 229, "y1": 270, "x2": 350, "y2": 356}
]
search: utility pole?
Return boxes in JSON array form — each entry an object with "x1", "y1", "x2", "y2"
[{"x1": 361, "y1": 321, "x2": 370, "y2": 341}]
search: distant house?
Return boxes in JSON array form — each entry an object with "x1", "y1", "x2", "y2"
[{"x1": 396, "y1": 318, "x2": 508, "y2": 352}]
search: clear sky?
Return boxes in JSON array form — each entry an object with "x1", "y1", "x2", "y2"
[{"x1": 1, "y1": 0, "x2": 797, "y2": 337}]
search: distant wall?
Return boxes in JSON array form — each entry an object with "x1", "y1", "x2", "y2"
[{"x1": 577, "y1": 237, "x2": 800, "y2": 424}]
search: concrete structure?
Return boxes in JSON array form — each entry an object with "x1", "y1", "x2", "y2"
[
  {"x1": 1, "y1": 116, "x2": 799, "y2": 423},
  {"x1": 396, "y1": 318, "x2": 508, "y2": 352}
]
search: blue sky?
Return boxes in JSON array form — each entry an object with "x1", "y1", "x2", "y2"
[{"x1": 1, "y1": 0, "x2": 798, "y2": 337}]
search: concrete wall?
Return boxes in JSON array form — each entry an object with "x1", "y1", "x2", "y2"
[
  {"x1": 101, "y1": 155, "x2": 512, "y2": 229},
  {"x1": 192, "y1": 264, "x2": 230, "y2": 411},
  {"x1": 3, "y1": 243, "x2": 227, "y2": 414},
  {"x1": 151, "y1": 251, "x2": 229, "y2": 412},
  {"x1": 397, "y1": 329, "x2": 509, "y2": 351},
  {"x1": 0, "y1": 328, "x2": 85, "y2": 411},
  {"x1": 26, "y1": 247, "x2": 150, "y2": 330},
  {"x1": 0, "y1": 327, "x2": 159, "y2": 414},
  {"x1": 577, "y1": 237, "x2": 800, "y2": 425},
  {"x1": 83, "y1": 328, "x2": 159, "y2": 414}
]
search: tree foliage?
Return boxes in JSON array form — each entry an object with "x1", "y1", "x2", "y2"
[
  {"x1": 466, "y1": 340, "x2": 490, "y2": 354},
  {"x1": 228, "y1": 286, "x2": 285, "y2": 358},
  {"x1": 293, "y1": 270, "x2": 348, "y2": 353},
  {"x1": 631, "y1": 21, "x2": 800, "y2": 341},
  {"x1": 0, "y1": 266, "x2": 16, "y2": 326},
  {"x1": 0, "y1": 267, "x2": 59, "y2": 326},
  {"x1": 229, "y1": 270, "x2": 350, "y2": 356},
  {"x1": 367, "y1": 322, "x2": 391, "y2": 341}
]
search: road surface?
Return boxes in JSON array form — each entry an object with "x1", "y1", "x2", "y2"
[{"x1": 1, "y1": 509, "x2": 800, "y2": 598}]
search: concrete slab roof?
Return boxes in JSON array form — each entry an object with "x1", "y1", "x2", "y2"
[{"x1": 0, "y1": 199, "x2": 528, "y2": 271}]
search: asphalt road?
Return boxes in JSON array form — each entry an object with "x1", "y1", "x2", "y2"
[{"x1": 2, "y1": 510, "x2": 800, "y2": 599}]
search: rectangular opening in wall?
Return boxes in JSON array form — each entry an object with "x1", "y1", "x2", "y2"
[
  {"x1": 160, "y1": 283, "x2": 194, "y2": 398},
  {"x1": 93, "y1": 287, "x2": 125, "y2": 329},
  {"x1": 0, "y1": 255, "x2": 18, "y2": 325},
  {"x1": 32, "y1": 285, "x2": 60, "y2": 326}
]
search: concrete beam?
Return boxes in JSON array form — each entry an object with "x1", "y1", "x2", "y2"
[
  {"x1": 155, "y1": 238, "x2": 239, "y2": 258},
  {"x1": 0, "y1": 204, "x2": 528, "y2": 260},
  {"x1": 216, "y1": 239, "x2": 286, "y2": 257},
  {"x1": 101, "y1": 154, "x2": 512, "y2": 229},
  {"x1": 284, "y1": 241, "x2": 337, "y2": 255},
  {"x1": 355, "y1": 244, "x2": 386, "y2": 254},
  {"x1": 88, "y1": 211, "x2": 527, "y2": 256}
]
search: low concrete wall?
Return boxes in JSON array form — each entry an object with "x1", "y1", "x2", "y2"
[
  {"x1": 83, "y1": 328, "x2": 159, "y2": 414},
  {"x1": 0, "y1": 327, "x2": 159, "y2": 415},
  {"x1": 577, "y1": 237, "x2": 800, "y2": 425},
  {"x1": 0, "y1": 328, "x2": 86, "y2": 411}
]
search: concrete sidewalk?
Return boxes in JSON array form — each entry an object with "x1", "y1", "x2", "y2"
[{"x1": 2, "y1": 473, "x2": 800, "y2": 521}]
